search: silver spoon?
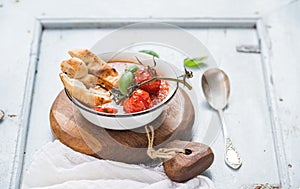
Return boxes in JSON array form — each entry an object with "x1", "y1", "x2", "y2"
[{"x1": 201, "y1": 68, "x2": 242, "y2": 169}]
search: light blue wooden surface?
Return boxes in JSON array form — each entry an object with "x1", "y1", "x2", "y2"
[{"x1": 0, "y1": 0, "x2": 299, "y2": 188}]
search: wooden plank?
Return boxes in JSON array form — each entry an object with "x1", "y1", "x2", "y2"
[
  {"x1": 262, "y1": 2, "x2": 300, "y2": 187},
  {"x1": 8, "y1": 20, "x2": 43, "y2": 189},
  {"x1": 16, "y1": 0, "x2": 285, "y2": 19},
  {"x1": 256, "y1": 20, "x2": 290, "y2": 189},
  {"x1": 39, "y1": 17, "x2": 258, "y2": 29},
  {"x1": 0, "y1": 5, "x2": 40, "y2": 189}
]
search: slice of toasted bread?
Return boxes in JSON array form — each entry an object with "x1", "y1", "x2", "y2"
[
  {"x1": 79, "y1": 74, "x2": 98, "y2": 89},
  {"x1": 68, "y1": 48, "x2": 108, "y2": 73},
  {"x1": 59, "y1": 73, "x2": 111, "y2": 107},
  {"x1": 97, "y1": 74, "x2": 120, "y2": 90},
  {"x1": 68, "y1": 49, "x2": 119, "y2": 89},
  {"x1": 60, "y1": 57, "x2": 88, "y2": 79}
]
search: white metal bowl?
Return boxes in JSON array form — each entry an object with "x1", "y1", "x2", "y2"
[{"x1": 65, "y1": 52, "x2": 178, "y2": 130}]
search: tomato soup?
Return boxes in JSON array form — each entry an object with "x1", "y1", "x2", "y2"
[{"x1": 94, "y1": 62, "x2": 169, "y2": 114}]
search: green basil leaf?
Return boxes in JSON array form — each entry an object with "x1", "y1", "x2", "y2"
[
  {"x1": 119, "y1": 72, "x2": 134, "y2": 95},
  {"x1": 184, "y1": 56, "x2": 207, "y2": 67},
  {"x1": 192, "y1": 56, "x2": 207, "y2": 62},
  {"x1": 125, "y1": 65, "x2": 139, "y2": 74},
  {"x1": 139, "y1": 50, "x2": 159, "y2": 58}
]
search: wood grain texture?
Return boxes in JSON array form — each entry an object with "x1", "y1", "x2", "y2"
[
  {"x1": 163, "y1": 140, "x2": 214, "y2": 183},
  {"x1": 50, "y1": 88, "x2": 195, "y2": 163}
]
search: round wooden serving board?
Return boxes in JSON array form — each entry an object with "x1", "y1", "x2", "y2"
[{"x1": 50, "y1": 88, "x2": 195, "y2": 164}]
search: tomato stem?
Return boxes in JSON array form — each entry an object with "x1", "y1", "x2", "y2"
[{"x1": 136, "y1": 77, "x2": 192, "y2": 90}]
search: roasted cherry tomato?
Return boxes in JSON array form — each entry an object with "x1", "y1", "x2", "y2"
[
  {"x1": 134, "y1": 68, "x2": 161, "y2": 94},
  {"x1": 94, "y1": 107, "x2": 118, "y2": 114},
  {"x1": 151, "y1": 80, "x2": 169, "y2": 105},
  {"x1": 123, "y1": 89, "x2": 152, "y2": 113}
]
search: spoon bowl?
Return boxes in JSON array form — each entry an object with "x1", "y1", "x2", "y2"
[{"x1": 202, "y1": 68, "x2": 230, "y2": 110}]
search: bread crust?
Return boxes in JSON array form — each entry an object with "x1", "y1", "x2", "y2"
[
  {"x1": 59, "y1": 73, "x2": 111, "y2": 107},
  {"x1": 60, "y1": 57, "x2": 88, "y2": 79},
  {"x1": 68, "y1": 48, "x2": 107, "y2": 73}
]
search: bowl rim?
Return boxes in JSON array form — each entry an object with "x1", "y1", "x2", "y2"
[
  {"x1": 65, "y1": 87, "x2": 177, "y2": 117},
  {"x1": 65, "y1": 52, "x2": 179, "y2": 118}
]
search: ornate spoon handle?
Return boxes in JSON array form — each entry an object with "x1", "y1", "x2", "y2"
[
  {"x1": 218, "y1": 110, "x2": 242, "y2": 169},
  {"x1": 224, "y1": 137, "x2": 242, "y2": 169}
]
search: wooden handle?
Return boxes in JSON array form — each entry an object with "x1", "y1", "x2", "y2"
[{"x1": 163, "y1": 140, "x2": 214, "y2": 183}]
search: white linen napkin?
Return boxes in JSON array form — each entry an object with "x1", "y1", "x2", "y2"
[{"x1": 22, "y1": 140, "x2": 215, "y2": 189}]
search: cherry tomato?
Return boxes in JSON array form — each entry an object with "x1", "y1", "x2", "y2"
[
  {"x1": 134, "y1": 68, "x2": 161, "y2": 94},
  {"x1": 123, "y1": 89, "x2": 152, "y2": 113},
  {"x1": 94, "y1": 107, "x2": 118, "y2": 114},
  {"x1": 151, "y1": 80, "x2": 169, "y2": 105}
]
